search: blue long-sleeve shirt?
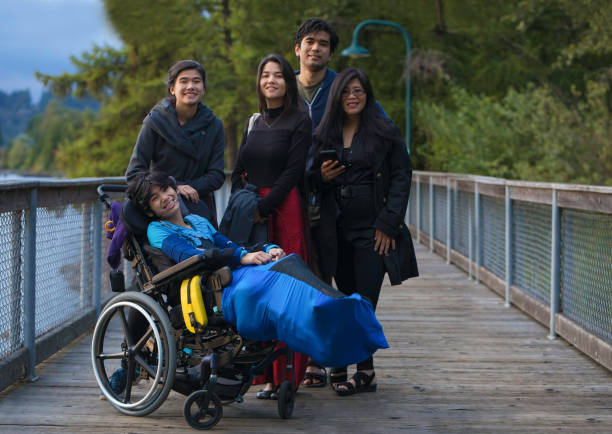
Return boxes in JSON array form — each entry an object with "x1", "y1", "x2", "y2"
[
  {"x1": 147, "y1": 214, "x2": 278, "y2": 267},
  {"x1": 148, "y1": 214, "x2": 255, "y2": 265}
]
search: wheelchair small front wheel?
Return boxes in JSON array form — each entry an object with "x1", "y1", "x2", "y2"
[
  {"x1": 91, "y1": 292, "x2": 176, "y2": 416},
  {"x1": 277, "y1": 380, "x2": 295, "y2": 419},
  {"x1": 184, "y1": 389, "x2": 223, "y2": 430}
]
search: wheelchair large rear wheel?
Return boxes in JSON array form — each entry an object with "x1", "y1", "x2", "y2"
[{"x1": 91, "y1": 292, "x2": 176, "y2": 416}]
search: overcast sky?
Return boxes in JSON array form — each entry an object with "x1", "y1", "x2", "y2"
[{"x1": 0, "y1": 0, "x2": 122, "y2": 102}]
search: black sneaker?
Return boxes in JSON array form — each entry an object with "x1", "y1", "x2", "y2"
[{"x1": 109, "y1": 368, "x2": 127, "y2": 395}]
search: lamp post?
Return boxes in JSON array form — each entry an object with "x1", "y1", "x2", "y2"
[{"x1": 341, "y1": 20, "x2": 412, "y2": 155}]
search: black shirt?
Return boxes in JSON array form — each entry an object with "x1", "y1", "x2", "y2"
[
  {"x1": 232, "y1": 107, "x2": 312, "y2": 217},
  {"x1": 336, "y1": 129, "x2": 375, "y2": 236}
]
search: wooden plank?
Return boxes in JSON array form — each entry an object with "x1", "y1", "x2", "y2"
[
  {"x1": 0, "y1": 189, "x2": 29, "y2": 213},
  {"x1": 558, "y1": 190, "x2": 612, "y2": 214},
  {"x1": 1, "y1": 244, "x2": 611, "y2": 433},
  {"x1": 509, "y1": 284, "x2": 550, "y2": 327},
  {"x1": 509, "y1": 186, "x2": 553, "y2": 205},
  {"x1": 456, "y1": 180, "x2": 475, "y2": 194},
  {"x1": 429, "y1": 176, "x2": 448, "y2": 187},
  {"x1": 37, "y1": 186, "x2": 97, "y2": 208},
  {"x1": 478, "y1": 182, "x2": 505, "y2": 199},
  {"x1": 556, "y1": 314, "x2": 612, "y2": 371}
]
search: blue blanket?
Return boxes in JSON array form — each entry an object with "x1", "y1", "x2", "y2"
[{"x1": 221, "y1": 254, "x2": 389, "y2": 367}]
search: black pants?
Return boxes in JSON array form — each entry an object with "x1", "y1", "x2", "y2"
[{"x1": 333, "y1": 231, "x2": 385, "y2": 371}]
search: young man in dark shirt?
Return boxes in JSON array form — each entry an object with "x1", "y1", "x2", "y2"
[
  {"x1": 294, "y1": 18, "x2": 340, "y2": 388},
  {"x1": 294, "y1": 18, "x2": 339, "y2": 130}
]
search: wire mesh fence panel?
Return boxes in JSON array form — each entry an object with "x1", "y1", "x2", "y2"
[
  {"x1": 0, "y1": 211, "x2": 25, "y2": 359},
  {"x1": 408, "y1": 181, "x2": 417, "y2": 226},
  {"x1": 561, "y1": 209, "x2": 612, "y2": 344},
  {"x1": 452, "y1": 190, "x2": 473, "y2": 257},
  {"x1": 434, "y1": 185, "x2": 447, "y2": 243},
  {"x1": 34, "y1": 202, "x2": 93, "y2": 337},
  {"x1": 420, "y1": 181, "x2": 430, "y2": 235},
  {"x1": 512, "y1": 201, "x2": 551, "y2": 305},
  {"x1": 481, "y1": 196, "x2": 506, "y2": 279}
]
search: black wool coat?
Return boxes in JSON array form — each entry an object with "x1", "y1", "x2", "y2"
[{"x1": 309, "y1": 125, "x2": 418, "y2": 284}]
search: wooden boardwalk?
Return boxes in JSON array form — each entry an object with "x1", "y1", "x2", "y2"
[{"x1": 1, "y1": 244, "x2": 611, "y2": 433}]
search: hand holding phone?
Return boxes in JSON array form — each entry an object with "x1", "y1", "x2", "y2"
[
  {"x1": 318, "y1": 149, "x2": 339, "y2": 163},
  {"x1": 319, "y1": 149, "x2": 344, "y2": 182}
]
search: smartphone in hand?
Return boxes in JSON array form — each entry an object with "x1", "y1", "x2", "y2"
[{"x1": 318, "y1": 149, "x2": 339, "y2": 165}]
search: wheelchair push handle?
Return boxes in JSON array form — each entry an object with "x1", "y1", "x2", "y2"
[{"x1": 97, "y1": 184, "x2": 127, "y2": 208}]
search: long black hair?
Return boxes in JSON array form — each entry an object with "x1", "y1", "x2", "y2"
[
  {"x1": 256, "y1": 54, "x2": 299, "y2": 115},
  {"x1": 314, "y1": 67, "x2": 401, "y2": 153}
]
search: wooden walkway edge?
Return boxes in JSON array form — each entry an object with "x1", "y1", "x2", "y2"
[{"x1": 0, "y1": 244, "x2": 610, "y2": 433}]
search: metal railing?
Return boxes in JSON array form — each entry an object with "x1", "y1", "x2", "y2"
[
  {"x1": 1, "y1": 171, "x2": 609, "y2": 392},
  {"x1": 0, "y1": 176, "x2": 235, "y2": 392},
  {"x1": 407, "y1": 171, "x2": 612, "y2": 370},
  {"x1": 0, "y1": 177, "x2": 127, "y2": 391}
]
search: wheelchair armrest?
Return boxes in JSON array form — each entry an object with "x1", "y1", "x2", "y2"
[
  {"x1": 145, "y1": 255, "x2": 233, "y2": 294},
  {"x1": 205, "y1": 266, "x2": 233, "y2": 311},
  {"x1": 146, "y1": 254, "x2": 207, "y2": 289}
]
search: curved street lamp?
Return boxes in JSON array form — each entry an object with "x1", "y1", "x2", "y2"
[{"x1": 341, "y1": 20, "x2": 412, "y2": 155}]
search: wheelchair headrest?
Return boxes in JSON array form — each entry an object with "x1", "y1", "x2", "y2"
[{"x1": 121, "y1": 199, "x2": 152, "y2": 238}]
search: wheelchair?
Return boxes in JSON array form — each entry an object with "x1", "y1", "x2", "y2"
[{"x1": 92, "y1": 185, "x2": 296, "y2": 430}]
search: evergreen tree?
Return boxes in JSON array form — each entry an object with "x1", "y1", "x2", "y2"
[{"x1": 31, "y1": 0, "x2": 611, "y2": 185}]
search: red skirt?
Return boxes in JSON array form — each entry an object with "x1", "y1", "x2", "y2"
[{"x1": 253, "y1": 187, "x2": 309, "y2": 388}]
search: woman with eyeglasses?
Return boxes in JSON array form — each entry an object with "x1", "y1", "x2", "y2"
[{"x1": 309, "y1": 67, "x2": 418, "y2": 396}]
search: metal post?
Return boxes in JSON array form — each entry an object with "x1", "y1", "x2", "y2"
[
  {"x1": 80, "y1": 203, "x2": 92, "y2": 309},
  {"x1": 429, "y1": 179, "x2": 434, "y2": 252},
  {"x1": 453, "y1": 180, "x2": 459, "y2": 256},
  {"x1": 474, "y1": 183, "x2": 481, "y2": 283},
  {"x1": 93, "y1": 199, "x2": 102, "y2": 316},
  {"x1": 504, "y1": 185, "x2": 512, "y2": 308},
  {"x1": 23, "y1": 189, "x2": 38, "y2": 381},
  {"x1": 416, "y1": 178, "x2": 421, "y2": 244},
  {"x1": 446, "y1": 179, "x2": 451, "y2": 264},
  {"x1": 468, "y1": 199, "x2": 473, "y2": 281},
  {"x1": 548, "y1": 189, "x2": 561, "y2": 339},
  {"x1": 9, "y1": 211, "x2": 22, "y2": 351},
  {"x1": 406, "y1": 181, "x2": 414, "y2": 227}
]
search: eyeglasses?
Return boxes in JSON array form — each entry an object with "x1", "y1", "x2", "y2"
[{"x1": 341, "y1": 87, "x2": 365, "y2": 98}]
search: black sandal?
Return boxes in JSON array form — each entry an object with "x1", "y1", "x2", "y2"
[
  {"x1": 303, "y1": 361, "x2": 327, "y2": 388},
  {"x1": 334, "y1": 371, "x2": 376, "y2": 396},
  {"x1": 329, "y1": 368, "x2": 347, "y2": 389},
  {"x1": 256, "y1": 386, "x2": 279, "y2": 400},
  {"x1": 303, "y1": 368, "x2": 327, "y2": 388}
]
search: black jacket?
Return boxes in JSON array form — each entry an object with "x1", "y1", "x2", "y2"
[
  {"x1": 309, "y1": 124, "x2": 418, "y2": 284},
  {"x1": 219, "y1": 184, "x2": 268, "y2": 245},
  {"x1": 126, "y1": 98, "x2": 225, "y2": 218}
]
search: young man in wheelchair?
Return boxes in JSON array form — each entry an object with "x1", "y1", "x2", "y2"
[
  {"x1": 131, "y1": 170, "x2": 286, "y2": 267},
  {"x1": 108, "y1": 169, "x2": 388, "y2": 396}
]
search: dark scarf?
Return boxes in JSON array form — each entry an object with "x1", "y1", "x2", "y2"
[{"x1": 143, "y1": 98, "x2": 217, "y2": 158}]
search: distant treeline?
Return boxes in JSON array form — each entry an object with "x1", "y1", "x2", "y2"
[
  {"x1": 3, "y1": 0, "x2": 611, "y2": 185},
  {"x1": 0, "y1": 90, "x2": 98, "y2": 174}
]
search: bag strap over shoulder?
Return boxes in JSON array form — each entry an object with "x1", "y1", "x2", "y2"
[{"x1": 247, "y1": 112, "x2": 261, "y2": 135}]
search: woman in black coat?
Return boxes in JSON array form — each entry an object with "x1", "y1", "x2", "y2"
[
  {"x1": 126, "y1": 60, "x2": 225, "y2": 224},
  {"x1": 308, "y1": 67, "x2": 418, "y2": 396}
]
